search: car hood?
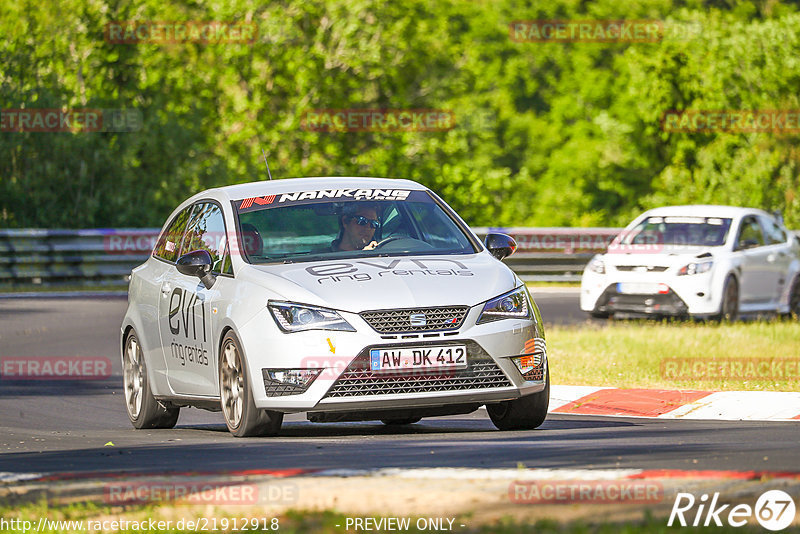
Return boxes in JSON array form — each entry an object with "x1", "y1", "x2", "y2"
[
  {"x1": 242, "y1": 253, "x2": 517, "y2": 312},
  {"x1": 602, "y1": 246, "x2": 716, "y2": 269}
]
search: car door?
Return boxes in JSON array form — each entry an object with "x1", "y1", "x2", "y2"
[
  {"x1": 758, "y1": 215, "x2": 793, "y2": 308},
  {"x1": 734, "y1": 215, "x2": 774, "y2": 307},
  {"x1": 158, "y1": 201, "x2": 230, "y2": 397}
]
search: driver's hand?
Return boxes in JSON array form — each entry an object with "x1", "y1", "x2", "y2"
[{"x1": 362, "y1": 240, "x2": 378, "y2": 250}]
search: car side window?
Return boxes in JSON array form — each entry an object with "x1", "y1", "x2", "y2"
[
  {"x1": 179, "y1": 202, "x2": 229, "y2": 274},
  {"x1": 735, "y1": 216, "x2": 765, "y2": 250},
  {"x1": 153, "y1": 206, "x2": 194, "y2": 262},
  {"x1": 760, "y1": 216, "x2": 787, "y2": 245}
]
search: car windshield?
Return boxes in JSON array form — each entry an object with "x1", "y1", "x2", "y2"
[
  {"x1": 620, "y1": 216, "x2": 733, "y2": 247},
  {"x1": 234, "y1": 189, "x2": 477, "y2": 264}
]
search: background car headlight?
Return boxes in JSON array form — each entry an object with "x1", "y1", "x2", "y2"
[
  {"x1": 587, "y1": 256, "x2": 605, "y2": 274},
  {"x1": 678, "y1": 260, "x2": 713, "y2": 276},
  {"x1": 268, "y1": 301, "x2": 356, "y2": 332},
  {"x1": 477, "y1": 286, "x2": 530, "y2": 324}
]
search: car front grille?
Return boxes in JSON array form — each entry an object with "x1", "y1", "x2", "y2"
[
  {"x1": 323, "y1": 341, "x2": 512, "y2": 398},
  {"x1": 359, "y1": 306, "x2": 469, "y2": 334},
  {"x1": 614, "y1": 265, "x2": 669, "y2": 272}
]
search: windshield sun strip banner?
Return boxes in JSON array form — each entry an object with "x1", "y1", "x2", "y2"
[{"x1": 235, "y1": 189, "x2": 425, "y2": 213}]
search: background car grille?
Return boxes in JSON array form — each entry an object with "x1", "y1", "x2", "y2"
[
  {"x1": 614, "y1": 265, "x2": 669, "y2": 272},
  {"x1": 360, "y1": 306, "x2": 469, "y2": 333},
  {"x1": 323, "y1": 341, "x2": 512, "y2": 398}
]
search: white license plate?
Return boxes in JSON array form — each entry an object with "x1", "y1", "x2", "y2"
[
  {"x1": 369, "y1": 345, "x2": 467, "y2": 372},
  {"x1": 616, "y1": 282, "x2": 667, "y2": 295}
]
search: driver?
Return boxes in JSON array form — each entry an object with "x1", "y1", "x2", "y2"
[{"x1": 332, "y1": 204, "x2": 380, "y2": 251}]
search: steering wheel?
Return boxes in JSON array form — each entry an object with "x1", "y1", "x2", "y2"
[{"x1": 373, "y1": 236, "x2": 406, "y2": 249}]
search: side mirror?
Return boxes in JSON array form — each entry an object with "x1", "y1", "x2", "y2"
[
  {"x1": 484, "y1": 233, "x2": 517, "y2": 260},
  {"x1": 176, "y1": 250, "x2": 216, "y2": 289}
]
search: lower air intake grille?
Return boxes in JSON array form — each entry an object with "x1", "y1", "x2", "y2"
[{"x1": 324, "y1": 341, "x2": 511, "y2": 398}]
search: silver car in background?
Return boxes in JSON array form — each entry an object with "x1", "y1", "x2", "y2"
[{"x1": 121, "y1": 177, "x2": 549, "y2": 436}]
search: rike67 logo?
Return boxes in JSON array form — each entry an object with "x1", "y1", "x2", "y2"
[{"x1": 668, "y1": 490, "x2": 796, "y2": 531}]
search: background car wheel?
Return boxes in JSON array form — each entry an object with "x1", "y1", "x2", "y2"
[
  {"x1": 380, "y1": 417, "x2": 422, "y2": 425},
  {"x1": 123, "y1": 330, "x2": 179, "y2": 429},
  {"x1": 487, "y1": 367, "x2": 550, "y2": 431},
  {"x1": 219, "y1": 331, "x2": 283, "y2": 437},
  {"x1": 716, "y1": 275, "x2": 739, "y2": 322},
  {"x1": 789, "y1": 278, "x2": 800, "y2": 319}
]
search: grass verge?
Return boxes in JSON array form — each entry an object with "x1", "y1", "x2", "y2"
[{"x1": 547, "y1": 320, "x2": 800, "y2": 391}]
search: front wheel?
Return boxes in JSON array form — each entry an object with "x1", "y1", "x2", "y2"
[
  {"x1": 487, "y1": 367, "x2": 550, "y2": 431},
  {"x1": 716, "y1": 275, "x2": 739, "y2": 322},
  {"x1": 219, "y1": 331, "x2": 283, "y2": 437},
  {"x1": 123, "y1": 330, "x2": 179, "y2": 429},
  {"x1": 788, "y1": 277, "x2": 800, "y2": 319}
]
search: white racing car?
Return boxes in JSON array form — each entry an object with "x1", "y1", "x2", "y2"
[
  {"x1": 121, "y1": 177, "x2": 549, "y2": 436},
  {"x1": 581, "y1": 205, "x2": 800, "y2": 320}
]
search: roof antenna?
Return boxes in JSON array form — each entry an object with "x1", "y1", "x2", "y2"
[{"x1": 261, "y1": 147, "x2": 273, "y2": 181}]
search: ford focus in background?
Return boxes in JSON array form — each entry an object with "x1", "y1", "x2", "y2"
[
  {"x1": 581, "y1": 205, "x2": 800, "y2": 320},
  {"x1": 121, "y1": 177, "x2": 549, "y2": 437}
]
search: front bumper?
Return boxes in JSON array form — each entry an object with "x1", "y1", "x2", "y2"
[
  {"x1": 237, "y1": 304, "x2": 547, "y2": 412},
  {"x1": 581, "y1": 268, "x2": 722, "y2": 317},
  {"x1": 591, "y1": 285, "x2": 689, "y2": 316}
]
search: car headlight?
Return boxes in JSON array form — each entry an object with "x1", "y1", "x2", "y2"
[
  {"x1": 587, "y1": 256, "x2": 605, "y2": 274},
  {"x1": 268, "y1": 301, "x2": 356, "y2": 333},
  {"x1": 477, "y1": 286, "x2": 530, "y2": 324},
  {"x1": 678, "y1": 260, "x2": 713, "y2": 276}
]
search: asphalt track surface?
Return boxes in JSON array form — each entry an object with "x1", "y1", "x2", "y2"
[{"x1": 1, "y1": 292, "x2": 798, "y2": 477}]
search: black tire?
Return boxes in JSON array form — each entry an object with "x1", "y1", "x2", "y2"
[
  {"x1": 219, "y1": 331, "x2": 283, "y2": 437},
  {"x1": 123, "y1": 330, "x2": 179, "y2": 429},
  {"x1": 590, "y1": 311, "x2": 610, "y2": 319},
  {"x1": 716, "y1": 275, "x2": 739, "y2": 322},
  {"x1": 380, "y1": 417, "x2": 422, "y2": 425},
  {"x1": 487, "y1": 367, "x2": 550, "y2": 431},
  {"x1": 788, "y1": 277, "x2": 800, "y2": 319}
]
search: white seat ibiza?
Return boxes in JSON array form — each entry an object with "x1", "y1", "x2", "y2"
[
  {"x1": 121, "y1": 177, "x2": 549, "y2": 436},
  {"x1": 581, "y1": 205, "x2": 800, "y2": 320}
]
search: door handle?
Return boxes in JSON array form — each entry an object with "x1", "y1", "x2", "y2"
[{"x1": 161, "y1": 283, "x2": 172, "y2": 296}]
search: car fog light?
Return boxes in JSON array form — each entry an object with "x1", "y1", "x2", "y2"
[
  {"x1": 266, "y1": 368, "x2": 321, "y2": 389},
  {"x1": 511, "y1": 353, "x2": 546, "y2": 381}
]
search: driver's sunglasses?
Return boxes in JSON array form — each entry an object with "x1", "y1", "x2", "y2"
[{"x1": 349, "y1": 215, "x2": 380, "y2": 229}]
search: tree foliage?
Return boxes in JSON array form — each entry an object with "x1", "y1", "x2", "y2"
[{"x1": 1, "y1": 0, "x2": 799, "y2": 228}]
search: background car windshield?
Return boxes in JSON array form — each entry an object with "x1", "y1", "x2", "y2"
[
  {"x1": 236, "y1": 194, "x2": 475, "y2": 263},
  {"x1": 621, "y1": 216, "x2": 732, "y2": 247}
]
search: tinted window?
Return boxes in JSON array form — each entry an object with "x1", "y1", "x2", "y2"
[
  {"x1": 736, "y1": 216, "x2": 765, "y2": 249},
  {"x1": 153, "y1": 206, "x2": 193, "y2": 262},
  {"x1": 235, "y1": 190, "x2": 476, "y2": 264},
  {"x1": 621, "y1": 216, "x2": 732, "y2": 247},
  {"x1": 180, "y1": 202, "x2": 229, "y2": 273},
  {"x1": 760, "y1": 216, "x2": 787, "y2": 245}
]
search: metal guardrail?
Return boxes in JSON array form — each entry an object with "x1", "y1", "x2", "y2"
[
  {"x1": 0, "y1": 229, "x2": 156, "y2": 287},
  {"x1": 5, "y1": 226, "x2": 796, "y2": 288}
]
